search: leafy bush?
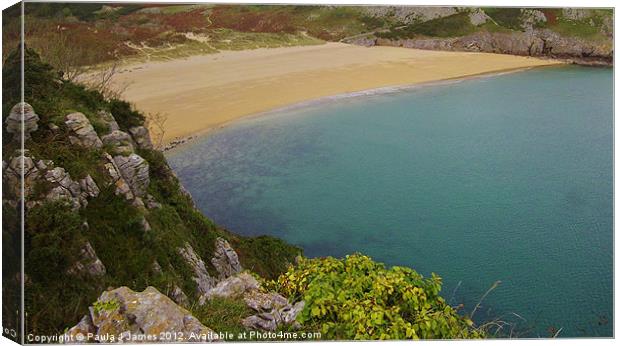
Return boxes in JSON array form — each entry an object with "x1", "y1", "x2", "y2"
[
  {"x1": 108, "y1": 99, "x2": 145, "y2": 130},
  {"x1": 270, "y1": 254, "x2": 482, "y2": 340}
]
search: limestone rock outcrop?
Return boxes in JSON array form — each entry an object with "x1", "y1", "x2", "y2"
[
  {"x1": 211, "y1": 238, "x2": 242, "y2": 279},
  {"x1": 67, "y1": 242, "x2": 106, "y2": 277},
  {"x1": 177, "y1": 243, "x2": 215, "y2": 296},
  {"x1": 65, "y1": 112, "x2": 103, "y2": 149},
  {"x1": 2, "y1": 150, "x2": 99, "y2": 209},
  {"x1": 97, "y1": 110, "x2": 119, "y2": 133},
  {"x1": 6, "y1": 102, "x2": 39, "y2": 140},
  {"x1": 102, "y1": 130, "x2": 135, "y2": 155},
  {"x1": 113, "y1": 154, "x2": 150, "y2": 198},
  {"x1": 64, "y1": 286, "x2": 217, "y2": 343},
  {"x1": 129, "y1": 126, "x2": 154, "y2": 150},
  {"x1": 200, "y1": 272, "x2": 260, "y2": 302}
]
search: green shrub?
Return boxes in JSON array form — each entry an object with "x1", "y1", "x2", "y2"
[
  {"x1": 108, "y1": 99, "x2": 145, "y2": 130},
  {"x1": 270, "y1": 254, "x2": 482, "y2": 340}
]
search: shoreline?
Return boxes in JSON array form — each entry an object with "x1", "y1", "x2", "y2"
[
  {"x1": 110, "y1": 43, "x2": 565, "y2": 150},
  {"x1": 162, "y1": 64, "x2": 555, "y2": 153}
]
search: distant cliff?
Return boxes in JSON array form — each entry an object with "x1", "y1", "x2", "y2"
[{"x1": 345, "y1": 8, "x2": 613, "y2": 66}]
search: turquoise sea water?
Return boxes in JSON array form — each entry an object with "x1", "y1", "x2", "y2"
[{"x1": 167, "y1": 66, "x2": 613, "y2": 337}]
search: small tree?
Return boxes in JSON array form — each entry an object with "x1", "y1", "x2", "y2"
[{"x1": 145, "y1": 111, "x2": 168, "y2": 150}]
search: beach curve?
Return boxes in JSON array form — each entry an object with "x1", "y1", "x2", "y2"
[{"x1": 111, "y1": 42, "x2": 564, "y2": 146}]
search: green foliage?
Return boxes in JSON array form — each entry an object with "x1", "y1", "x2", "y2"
[
  {"x1": 108, "y1": 99, "x2": 145, "y2": 130},
  {"x1": 483, "y1": 8, "x2": 523, "y2": 31},
  {"x1": 24, "y1": 201, "x2": 102, "y2": 335},
  {"x1": 270, "y1": 254, "x2": 482, "y2": 340},
  {"x1": 230, "y1": 235, "x2": 302, "y2": 280},
  {"x1": 377, "y1": 13, "x2": 477, "y2": 39},
  {"x1": 190, "y1": 297, "x2": 253, "y2": 336},
  {"x1": 92, "y1": 298, "x2": 120, "y2": 314}
]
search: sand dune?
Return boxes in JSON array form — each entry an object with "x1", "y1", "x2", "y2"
[{"x1": 112, "y1": 42, "x2": 563, "y2": 143}]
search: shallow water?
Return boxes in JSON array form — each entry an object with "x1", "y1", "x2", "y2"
[{"x1": 167, "y1": 66, "x2": 613, "y2": 337}]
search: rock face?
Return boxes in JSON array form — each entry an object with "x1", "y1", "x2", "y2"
[
  {"x1": 129, "y1": 126, "x2": 154, "y2": 150},
  {"x1": 65, "y1": 112, "x2": 103, "y2": 149},
  {"x1": 3, "y1": 150, "x2": 39, "y2": 199},
  {"x1": 102, "y1": 130, "x2": 135, "y2": 155},
  {"x1": 177, "y1": 243, "x2": 215, "y2": 296},
  {"x1": 6, "y1": 102, "x2": 39, "y2": 140},
  {"x1": 67, "y1": 242, "x2": 106, "y2": 277},
  {"x1": 360, "y1": 28, "x2": 613, "y2": 65},
  {"x1": 113, "y1": 154, "x2": 150, "y2": 198},
  {"x1": 64, "y1": 286, "x2": 217, "y2": 343},
  {"x1": 102, "y1": 152, "x2": 138, "y2": 203},
  {"x1": 97, "y1": 110, "x2": 119, "y2": 133},
  {"x1": 200, "y1": 272, "x2": 260, "y2": 302},
  {"x1": 2, "y1": 150, "x2": 100, "y2": 209},
  {"x1": 211, "y1": 238, "x2": 242, "y2": 279}
]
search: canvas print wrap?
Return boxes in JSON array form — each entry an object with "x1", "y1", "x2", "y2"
[{"x1": 1, "y1": 2, "x2": 614, "y2": 343}]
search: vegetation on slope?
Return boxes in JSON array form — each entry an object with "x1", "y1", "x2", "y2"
[
  {"x1": 268, "y1": 254, "x2": 482, "y2": 340},
  {"x1": 2, "y1": 47, "x2": 301, "y2": 336}
]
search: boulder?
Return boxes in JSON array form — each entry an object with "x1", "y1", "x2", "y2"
[
  {"x1": 241, "y1": 301, "x2": 305, "y2": 332},
  {"x1": 67, "y1": 242, "x2": 106, "y2": 277},
  {"x1": 177, "y1": 243, "x2": 215, "y2": 296},
  {"x1": 170, "y1": 285, "x2": 189, "y2": 307},
  {"x1": 102, "y1": 130, "x2": 135, "y2": 155},
  {"x1": 64, "y1": 286, "x2": 217, "y2": 343},
  {"x1": 468, "y1": 9, "x2": 490, "y2": 26},
  {"x1": 113, "y1": 154, "x2": 150, "y2": 198},
  {"x1": 65, "y1": 112, "x2": 103, "y2": 149},
  {"x1": 6, "y1": 102, "x2": 39, "y2": 140},
  {"x1": 211, "y1": 238, "x2": 242, "y2": 279},
  {"x1": 243, "y1": 291, "x2": 289, "y2": 312},
  {"x1": 97, "y1": 110, "x2": 119, "y2": 133},
  {"x1": 44, "y1": 167, "x2": 84, "y2": 209},
  {"x1": 79, "y1": 175, "x2": 100, "y2": 199},
  {"x1": 3, "y1": 150, "x2": 40, "y2": 199},
  {"x1": 63, "y1": 314, "x2": 96, "y2": 343},
  {"x1": 200, "y1": 272, "x2": 260, "y2": 303},
  {"x1": 129, "y1": 126, "x2": 154, "y2": 150},
  {"x1": 102, "y1": 153, "x2": 135, "y2": 202}
]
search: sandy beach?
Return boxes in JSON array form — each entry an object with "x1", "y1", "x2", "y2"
[{"x1": 112, "y1": 42, "x2": 563, "y2": 144}]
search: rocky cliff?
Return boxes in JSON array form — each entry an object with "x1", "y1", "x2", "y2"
[
  {"x1": 2, "y1": 47, "x2": 303, "y2": 341},
  {"x1": 345, "y1": 7, "x2": 613, "y2": 66}
]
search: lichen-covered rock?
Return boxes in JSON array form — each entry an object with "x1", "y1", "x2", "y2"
[
  {"x1": 145, "y1": 194, "x2": 162, "y2": 209},
  {"x1": 44, "y1": 167, "x2": 84, "y2": 209},
  {"x1": 3, "y1": 150, "x2": 40, "y2": 199},
  {"x1": 6, "y1": 102, "x2": 39, "y2": 140},
  {"x1": 102, "y1": 152, "x2": 135, "y2": 202},
  {"x1": 520, "y1": 9, "x2": 547, "y2": 31},
  {"x1": 241, "y1": 291, "x2": 305, "y2": 331},
  {"x1": 67, "y1": 242, "x2": 106, "y2": 277},
  {"x1": 211, "y1": 238, "x2": 242, "y2": 279},
  {"x1": 63, "y1": 314, "x2": 96, "y2": 343},
  {"x1": 170, "y1": 285, "x2": 189, "y2": 307},
  {"x1": 79, "y1": 175, "x2": 100, "y2": 199},
  {"x1": 177, "y1": 243, "x2": 215, "y2": 296},
  {"x1": 200, "y1": 272, "x2": 260, "y2": 303},
  {"x1": 65, "y1": 286, "x2": 217, "y2": 343},
  {"x1": 65, "y1": 112, "x2": 103, "y2": 149},
  {"x1": 243, "y1": 291, "x2": 289, "y2": 312},
  {"x1": 241, "y1": 301, "x2": 305, "y2": 332},
  {"x1": 102, "y1": 130, "x2": 135, "y2": 155},
  {"x1": 113, "y1": 154, "x2": 150, "y2": 198},
  {"x1": 468, "y1": 9, "x2": 490, "y2": 26},
  {"x1": 129, "y1": 126, "x2": 154, "y2": 150},
  {"x1": 97, "y1": 110, "x2": 119, "y2": 133}
]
